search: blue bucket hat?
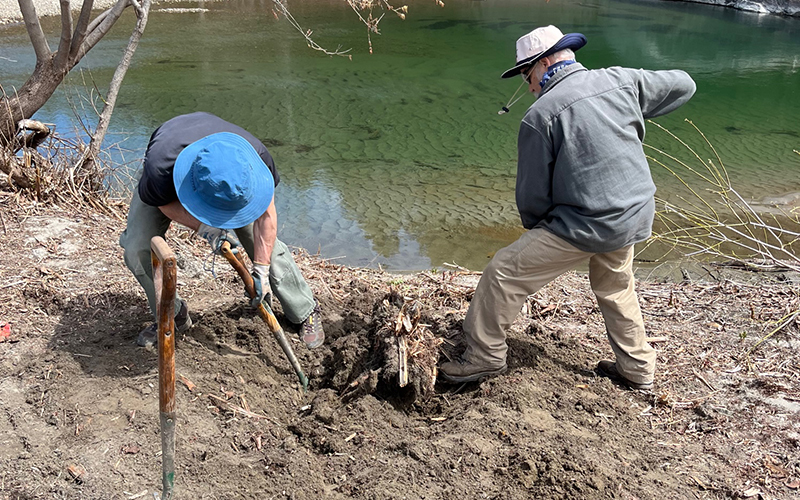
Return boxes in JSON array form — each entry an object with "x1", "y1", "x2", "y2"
[
  {"x1": 501, "y1": 25, "x2": 587, "y2": 79},
  {"x1": 173, "y1": 132, "x2": 274, "y2": 229}
]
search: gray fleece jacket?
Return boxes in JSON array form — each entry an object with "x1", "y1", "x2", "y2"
[{"x1": 516, "y1": 63, "x2": 696, "y2": 253}]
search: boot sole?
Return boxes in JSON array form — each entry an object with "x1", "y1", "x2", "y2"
[{"x1": 439, "y1": 364, "x2": 508, "y2": 384}]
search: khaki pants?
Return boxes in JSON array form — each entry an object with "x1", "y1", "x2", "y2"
[
  {"x1": 464, "y1": 228, "x2": 655, "y2": 385},
  {"x1": 120, "y1": 188, "x2": 315, "y2": 325}
]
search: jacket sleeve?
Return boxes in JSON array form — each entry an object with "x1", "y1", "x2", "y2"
[
  {"x1": 515, "y1": 121, "x2": 554, "y2": 229},
  {"x1": 634, "y1": 69, "x2": 696, "y2": 119}
]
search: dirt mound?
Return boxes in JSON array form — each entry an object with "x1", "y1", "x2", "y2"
[
  {"x1": 1, "y1": 204, "x2": 799, "y2": 499},
  {"x1": 194, "y1": 281, "x2": 449, "y2": 409}
]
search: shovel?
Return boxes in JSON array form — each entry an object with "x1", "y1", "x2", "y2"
[
  {"x1": 150, "y1": 236, "x2": 177, "y2": 500},
  {"x1": 220, "y1": 241, "x2": 309, "y2": 392}
]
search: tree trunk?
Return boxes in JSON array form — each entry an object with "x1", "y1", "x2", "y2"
[
  {"x1": 0, "y1": 59, "x2": 64, "y2": 146},
  {"x1": 0, "y1": 0, "x2": 131, "y2": 148}
]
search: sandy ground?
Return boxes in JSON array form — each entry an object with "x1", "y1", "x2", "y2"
[
  {"x1": 0, "y1": 0, "x2": 192, "y2": 24},
  {"x1": 0, "y1": 0, "x2": 114, "y2": 24},
  {"x1": 0, "y1": 198, "x2": 799, "y2": 499}
]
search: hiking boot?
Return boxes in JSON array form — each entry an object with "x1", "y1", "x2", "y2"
[
  {"x1": 174, "y1": 299, "x2": 192, "y2": 332},
  {"x1": 137, "y1": 300, "x2": 193, "y2": 347},
  {"x1": 595, "y1": 360, "x2": 653, "y2": 391},
  {"x1": 439, "y1": 357, "x2": 507, "y2": 383},
  {"x1": 300, "y1": 300, "x2": 325, "y2": 349}
]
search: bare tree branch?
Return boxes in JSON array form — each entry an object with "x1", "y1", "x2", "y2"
[
  {"x1": 17, "y1": 0, "x2": 51, "y2": 62},
  {"x1": 54, "y1": 0, "x2": 74, "y2": 70},
  {"x1": 77, "y1": 0, "x2": 130, "y2": 60},
  {"x1": 645, "y1": 119, "x2": 800, "y2": 273},
  {"x1": 81, "y1": 0, "x2": 150, "y2": 170},
  {"x1": 86, "y1": 7, "x2": 109, "y2": 33},
  {"x1": 70, "y1": 0, "x2": 96, "y2": 59},
  {"x1": 271, "y1": 0, "x2": 351, "y2": 57}
]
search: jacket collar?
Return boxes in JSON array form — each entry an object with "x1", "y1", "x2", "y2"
[{"x1": 539, "y1": 62, "x2": 587, "y2": 97}]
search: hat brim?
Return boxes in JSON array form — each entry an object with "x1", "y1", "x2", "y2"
[
  {"x1": 173, "y1": 132, "x2": 274, "y2": 229},
  {"x1": 500, "y1": 33, "x2": 587, "y2": 79}
]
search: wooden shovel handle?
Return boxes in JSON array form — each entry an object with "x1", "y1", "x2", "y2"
[
  {"x1": 220, "y1": 242, "x2": 255, "y2": 298},
  {"x1": 150, "y1": 236, "x2": 176, "y2": 498},
  {"x1": 219, "y1": 241, "x2": 309, "y2": 391},
  {"x1": 150, "y1": 236, "x2": 176, "y2": 414},
  {"x1": 220, "y1": 242, "x2": 284, "y2": 333}
]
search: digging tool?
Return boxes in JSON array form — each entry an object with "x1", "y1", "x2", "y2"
[
  {"x1": 151, "y1": 236, "x2": 177, "y2": 500},
  {"x1": 220, "y1": 241, "x2": 309, "y2": 392}
]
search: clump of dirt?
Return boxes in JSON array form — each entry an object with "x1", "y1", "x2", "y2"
[
  {"x1": 329, "y1": 288, "x2": 447, "y2": 406},
  {"x1": 1, "y1": 202, "x2": 800, "y2": 500}
]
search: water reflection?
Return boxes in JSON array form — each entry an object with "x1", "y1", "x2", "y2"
[{"x1": 280, "y1": 158, "x2": 522, "y2": 270}]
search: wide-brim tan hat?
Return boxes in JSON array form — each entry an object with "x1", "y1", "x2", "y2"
[{"x1": 501, "y1": 25, "x2": 587, "y2": 79}]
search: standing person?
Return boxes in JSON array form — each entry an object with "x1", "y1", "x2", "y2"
[
  {"x1": 439, "y1": 25, "x2": 695, "y2": 389},
  {"x1": 120, "y1": 112, "x2": 324, "y2": 349}
]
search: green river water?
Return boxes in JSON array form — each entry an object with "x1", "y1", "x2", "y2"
[{"x1": 1, "y1": 0, "x2": 799, "y2": 270}]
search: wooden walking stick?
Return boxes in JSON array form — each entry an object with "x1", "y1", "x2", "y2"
[
  {"x1": 151, "y1": 236, "x2": 177, "y2": 500},
  {"x1": 220, "y1": 241, "x2": 309, "y2": 391}
]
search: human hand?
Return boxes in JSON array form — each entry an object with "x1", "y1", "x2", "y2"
[
  {"x1": 250, "y1": 262, "x2": 271, "y2": 309},
  {"x1": 197, "y1": 223, "x2": 241, "y2": 254}
]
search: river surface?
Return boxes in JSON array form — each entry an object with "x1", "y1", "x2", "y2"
[{"x1": 2, "y1": 0, "x2": 799, "y2": 270}]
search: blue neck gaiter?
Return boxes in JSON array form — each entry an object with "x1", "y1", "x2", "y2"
[{"x1": 539, "y1": 60, "x2": 576, "y2": 90}]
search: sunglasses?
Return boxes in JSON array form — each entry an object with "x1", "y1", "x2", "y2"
[{"x1": 521, "y1": 66, "x2": 534, "y2": 84}]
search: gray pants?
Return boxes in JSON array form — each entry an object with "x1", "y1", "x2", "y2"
[{"x1": 120, "y1": 188, "x2": 315, "y2": 324}]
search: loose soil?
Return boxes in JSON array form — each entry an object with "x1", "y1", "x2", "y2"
[{"x1": 1, "y1": 199, "x2": 799, "y2": 500}]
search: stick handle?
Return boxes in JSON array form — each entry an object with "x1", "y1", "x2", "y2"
[
  {"x1": 150, "y1": 236, "x2": 176, "y2": 499},
  {"x1": 221, "y1": 242, "x2": 256, "y2": 296},
  {"x1": 220, "y1": 242, "x2": 309, "y2": 391}
]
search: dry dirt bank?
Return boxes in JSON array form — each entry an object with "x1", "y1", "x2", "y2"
[
  {"x1": 0, "y1": 197, "x2": 799, "y2": 500},
  {"x1": 0, "y1": 0, "x2": 208, "y2": 24}
]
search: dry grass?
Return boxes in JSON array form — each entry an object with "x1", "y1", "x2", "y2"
[{"x1": 1, "y1": 127, "x2": 132, "y2": 220}]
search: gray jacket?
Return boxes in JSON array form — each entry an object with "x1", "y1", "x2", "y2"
[{"x1": 516, "y1": 63, "x2": 696, "y2": 253}]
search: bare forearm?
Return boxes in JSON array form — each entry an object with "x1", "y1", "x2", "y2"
[
  {"x1": 158, "y1": 201, "x2": 202, "y2": 231},
  {"x1": 253, "y1": 199, "x2": 277, "y2": 265}
]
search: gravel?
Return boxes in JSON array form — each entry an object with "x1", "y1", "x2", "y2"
[{"x1": 1, "y1": 0, "x2": 141, "y2": 25}]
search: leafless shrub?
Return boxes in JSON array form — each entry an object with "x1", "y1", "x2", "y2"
[
  {"x1": 642, "y1": 119, "x2": 800, "y2": 273},
  {"x1": 643, "y1": 119, "x2": 800, "y2": 358}
]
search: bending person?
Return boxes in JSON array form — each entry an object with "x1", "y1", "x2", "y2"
[{"x1": 120, "y1": 112, "x2": 324, "y2": 349}]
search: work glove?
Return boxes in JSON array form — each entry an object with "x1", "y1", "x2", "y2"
[
  {"x1": 250, "y1": 262, "x2": 271, "y2": 310},
  {"x1": 197, "y1": 223, "x2": 241, "y2": 254}
]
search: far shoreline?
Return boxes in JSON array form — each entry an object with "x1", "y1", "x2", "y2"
[
  {"x1": 0, "y1": 0, "x2": 218, "y2": 25},
  {"x1": 1, "y1": 0, "x2": 799, "y2": 26}
]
